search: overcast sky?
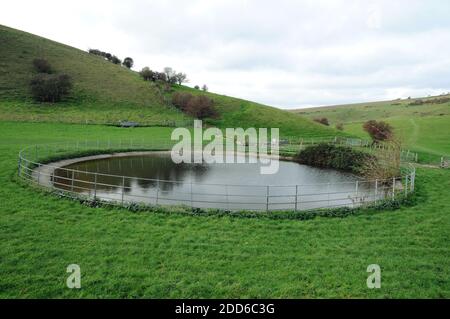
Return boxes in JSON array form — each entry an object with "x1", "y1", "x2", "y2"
[{"x1": 2, "y1": 0, "x2": 450, "y2": 108}]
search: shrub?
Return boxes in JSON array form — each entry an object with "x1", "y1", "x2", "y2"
[
  {"x1": 30, "y1": 73, "x2": 72, "y2": 102},
  {"x1": 171, "y1": 92, "x2": 218, "y2": 119},
  {"x1": 313, "y1": 117, "x2": 329, "y2": 126},
  {"x1": 32, "y1": 58, "x2": 52, "y2": 73},
  {"x1": 363, "y1": 120, "x2": 393, "y2": 143},
  {"x1": 336, "y1": 123, "x2": 344, "y2": 131},
  {"x1": 111, "y1": 55, "x2": 121, "y2": 65},
  {"x1": 295, "y1": 143, "x2": 375, "y2": 175},
  {"x1": 172, "y1": 92, "x2": 193, "y2": 111},
  {"x1": 186, "y1": 95, "x2": 218, "y2": 119},
  {"x1": 139, "y1": 67, "x2": 154, "y2": 81},
  {"x1": 122, "y1": 57, "x2": 134, "y2": 69}
]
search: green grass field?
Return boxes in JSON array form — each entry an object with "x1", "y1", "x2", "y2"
[
  {"x1": 0, "y1": 122, "x2": 449, "y2": 298},
  {"x1": 1, "y1": 24, "x2": 449, "y2": 299},
  {"x1": 294, "y1": 96, "x2": 450, "y2": 163}
]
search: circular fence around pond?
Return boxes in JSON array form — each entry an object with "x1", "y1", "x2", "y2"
[{"x1": 18, "y1": 138, "x2": 416, "y2": 212}]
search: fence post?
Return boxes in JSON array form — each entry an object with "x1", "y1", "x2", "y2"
[
  {"x1": 392, "y1": 177, "x2": 396, "y2": 200},
  {"x1": 327, "y1": 183, "x2": 331, "y2": 208},
  {"x1": 156, "y1": 180, "x2": 159, "y2": 205},
  {"x1": 190, "y1": 181, "x2": 194, "y2": 208},
  {"x1": 18, "y1": 157, "x2": 22, "y2": 177},
  {"x1": 37, "y1": 164, "x2": 41, "y2": 185},
  {"x1": 295, "y1": 185, "x2": 298, "y2": 211},
  {"x1": 93, "y1": 173, "x2": 98, "y2": 199},
  {"x1": 405, "y1": 175, "x2": 409, "y2": 197},
  {"x1": 121, "y1": 176, "x2": 125, "y2": 204},
  {"x1": 225, "y1": 184, "x2": 229, "y2": 210},
  {"x1": 375, "y1": 179, "x2": 378, "y2": 197},
  {"x1": 71, "y1": 170, "x2": 75, "y2": 192},
  {"x1": 266, "y1": 186, "x2": 270, "y2": 212}
]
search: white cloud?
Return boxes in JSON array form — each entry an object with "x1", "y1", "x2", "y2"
[{"x1": 1, "y1": 0, "x2": 450, "y2": 108}]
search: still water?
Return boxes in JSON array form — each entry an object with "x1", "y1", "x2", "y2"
[{"x1": 53, "y1": 152, "x2": 375, "y2": 211}]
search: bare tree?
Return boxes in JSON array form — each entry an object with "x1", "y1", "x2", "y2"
[
  {"x1": 163, "y1": 67, "x2": 176, "y2": 83},
  {"x1": 202, "y1": 84, "x2": 208, "y2": 92},
  {"x1": 175, "y1": 72, "x2": 188, "y2": 85}
]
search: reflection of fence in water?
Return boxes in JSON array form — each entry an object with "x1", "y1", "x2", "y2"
[{"x1": 18, "y1": 139, "x2": 416, "y2": 212}]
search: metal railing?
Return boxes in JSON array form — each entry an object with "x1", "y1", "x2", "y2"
[{"x1": 18, "y1": 138, "x2": 417, "y2": 212}]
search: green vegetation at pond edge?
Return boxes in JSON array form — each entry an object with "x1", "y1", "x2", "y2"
[
  {"x1": 1, "y1": 122, "x2": 449, "y2": 298},
  {"x1": 295, "y1": 143, "x2": 376, "y2": 176}
]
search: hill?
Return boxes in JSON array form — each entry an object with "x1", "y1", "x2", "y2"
[
  {"x1": 292, "y1": 95, "x2": 450, "y2": 161},
  {"x1": 0, "y1": 24, "x2": 337, "y2": 137}
]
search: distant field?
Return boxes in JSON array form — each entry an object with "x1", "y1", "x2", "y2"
[
  {"x1": 0, "y1": 121, "x2": 449, "y2": 298},
  {"x1": 294, "y1": 95, "x2": 450, "y2": 162}
]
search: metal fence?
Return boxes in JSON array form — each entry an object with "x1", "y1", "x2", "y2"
[{"x1": 18, "y1": 138, "x2": 417, "y2": 212}]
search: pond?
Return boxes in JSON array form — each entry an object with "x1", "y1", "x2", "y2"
[{"x1": 52, "y1": 152, "x2": 379, "y2": 211}]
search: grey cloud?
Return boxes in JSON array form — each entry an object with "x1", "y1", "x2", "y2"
[{"x1": 1, "y1": 0, "x2": 449, "y2": 108}]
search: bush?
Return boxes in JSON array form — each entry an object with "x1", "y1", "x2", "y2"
[
  {"x1": 363, "y1": 120, "x2": 393, "y2": 143},
  {"x1": 172, "y1": 92, "x2": 192, "y2": 111},
  {"x1": 33, "y1": 58, "x2": 52, "y2": 73},
  {"x1": 171, "y1": 92, "x2": 218, "y2": 119},
  {"x1": 295, "y1": 143, "x2": 375, "y2": 175},
  {"x1": 313, "y1": 117, "x2": 329, "y2": 126},
  {"x1": 122, "y1": 57, "x2": 134, "y2": 69},
  {"x1": 30, "y1": 73, "x2": 72, "y2": 102},
  {"x1": 336, "y1": 123, "x2": 344, "y2": 131},
  {"x1": 186, "y1": 95, "x2": 218, "y2": 119},
  {"x1": 111, "y1": 55, "x2": 121, "y2": 65},
  {"x1": 139, "y1": 67, "x2": 154, "y2": 81}
]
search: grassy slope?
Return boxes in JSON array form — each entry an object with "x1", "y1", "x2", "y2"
[
  {"x1": 0, "y1": 24, "x2": 338, "y2": 138},
  {"x1": 0, "y1": 122, "x2": 449, "y2": 298},
  {"x1": 293, "y1": 95, "x2": 450, "y2": 161},
  {"x1": 172, "y1": 85, "x2": 339, "y2": 137},
  {"x1": 0, "y1": 25, "x2": 188, "y2": 125}
]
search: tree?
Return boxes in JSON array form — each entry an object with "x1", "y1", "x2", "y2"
[
  {"x1": 194, "y1": 85, "x2": 200, "y2": 90},
  {"x1": 30, "y1": 73, "x2": 72, "y2": 102},
  {"x1": 122, "y1": 57, "x2": 134, "y2": 69},
  {"x1": 172, "y1": 92, "x2": 193, "y2": 111},
  {"x1": 163, "y1": 67, "x2": 176, "y2": 83},
  {"x1": 186, "y1": 95, "x2": 217, "y2": 119},
  {"x1": 363, "y1": 120, "x2": 393, "y2": 143},
  {"x1": 111, "y1": 55, "x2": 122, "y2": 65},
  {"x1": 202, "y1": 84, "x2": 208, "y2": 92},
  {"x1": 33, "y1": 58, "x2": 52, "y2": 74},
  {"x1": 175, "y1": 72, "x2": 188, "y2": 85},
  {"x1": 139, "y1": 67, "x2": 153, "y2": 81}
]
